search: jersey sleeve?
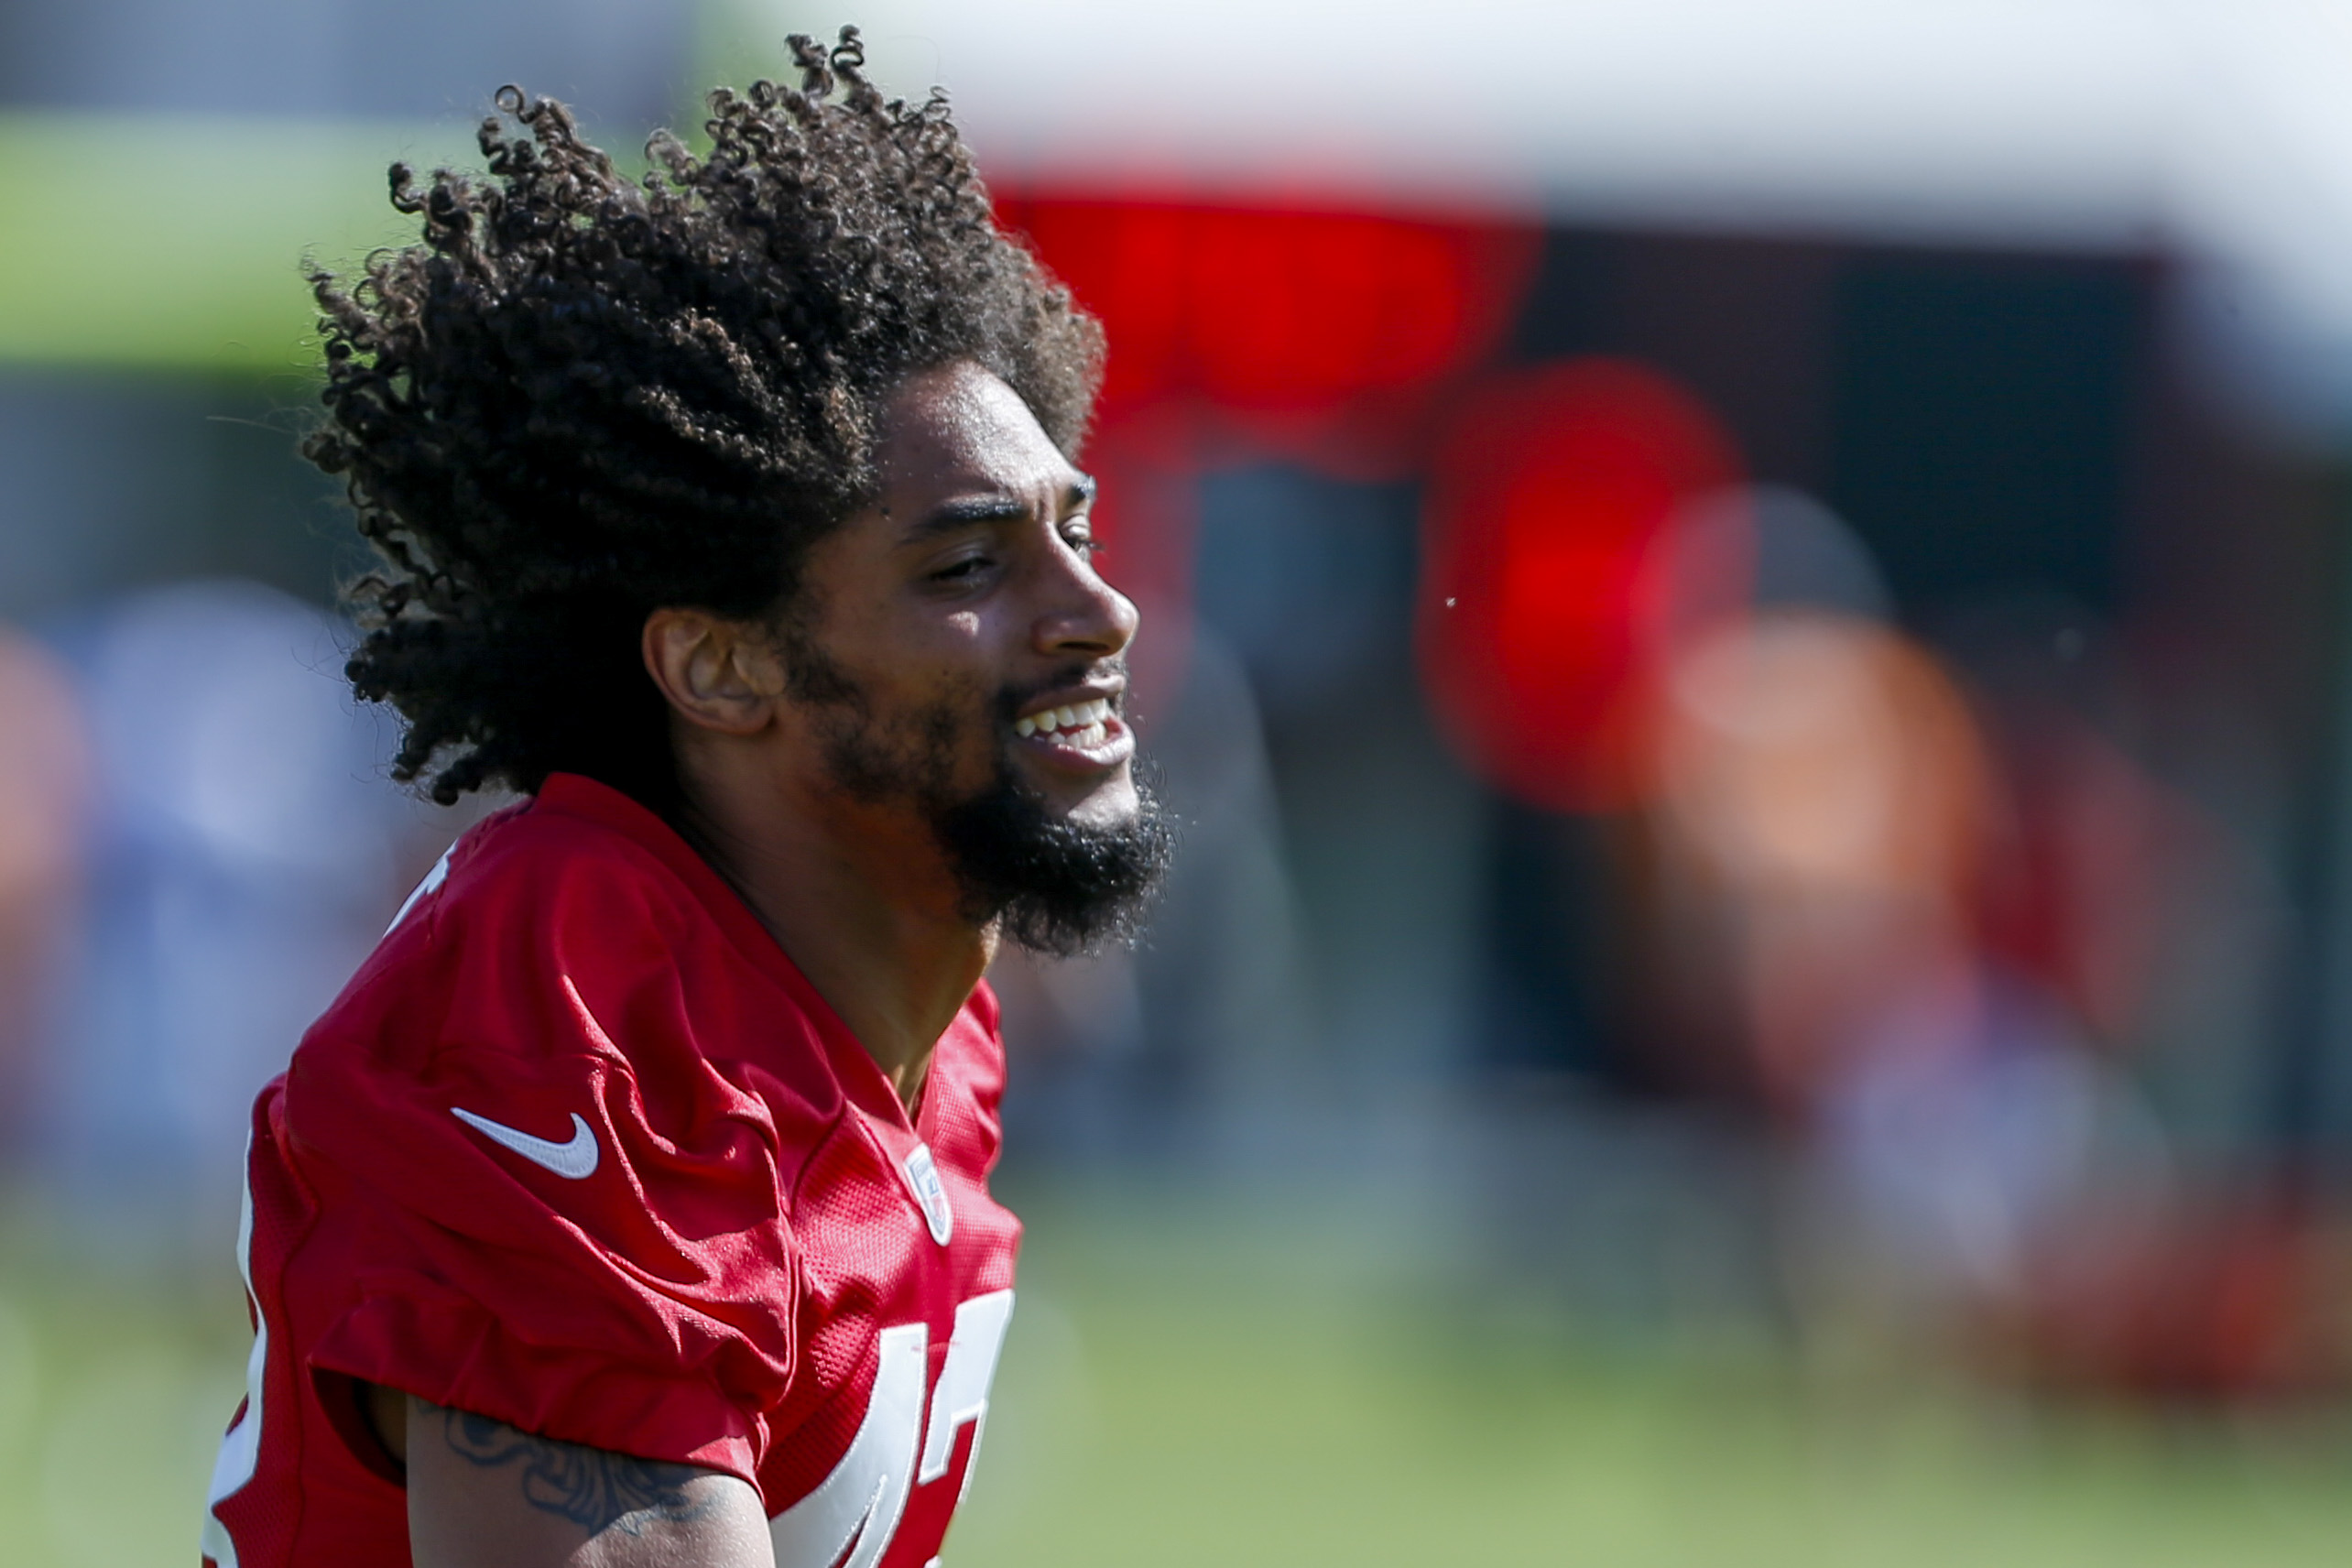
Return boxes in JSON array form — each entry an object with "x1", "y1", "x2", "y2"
[{"x1": 278, "y1": 822, "x2": 810, "y2": 1483}]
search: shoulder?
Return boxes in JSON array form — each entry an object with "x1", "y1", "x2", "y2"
[
  {"x1": 407, "y1": 785, "x2": 700, "y2": 964},
  {"x1": 298, "y1": 793, "x2": 671, "y2": 1077},
  {"x1": 286, "y1": 776, "x2": 846, "y2": 1179}
]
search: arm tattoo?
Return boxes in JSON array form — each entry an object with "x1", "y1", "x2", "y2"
[{"x1": 439, "y1": 1408, "x2": 720, "y2": 1538}]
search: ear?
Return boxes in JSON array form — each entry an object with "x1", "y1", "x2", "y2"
[{"x1": 641, "y1": 608, "x2": 785, "y2": 735}]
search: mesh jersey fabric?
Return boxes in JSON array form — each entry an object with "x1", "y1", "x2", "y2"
[{"x1": 200, "y1": 773, "x2": 1022, "y2": 1568}]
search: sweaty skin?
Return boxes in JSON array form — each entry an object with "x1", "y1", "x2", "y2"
[{"x1": 371, "y1": 361, "x2": 1139, "y2": 1568}]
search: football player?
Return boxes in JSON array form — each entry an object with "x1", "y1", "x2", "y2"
[{"x1": 200, "y1": 29, "x2": 1171, "y2": 1568}]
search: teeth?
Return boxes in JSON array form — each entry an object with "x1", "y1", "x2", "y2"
[{"x1": 1018, "y1": 697, "x2": 1116, "y2": 740}]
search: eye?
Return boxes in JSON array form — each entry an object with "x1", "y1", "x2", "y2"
[{"x1": 929, "y1": 552, "x2": 996, "y2": 584}]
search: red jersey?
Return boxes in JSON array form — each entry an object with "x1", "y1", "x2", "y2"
[{"x1": 199, "y1": 773, "x2": 1022, "y2": 1568}]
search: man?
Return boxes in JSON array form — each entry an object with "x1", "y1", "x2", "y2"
[{"x1": 200, "y1": 30, "x2": 1171, "y2": 1568}]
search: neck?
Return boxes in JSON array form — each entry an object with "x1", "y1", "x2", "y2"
[{"x1": 670, "y1": 757, "x2": 993, "y2": 1115}]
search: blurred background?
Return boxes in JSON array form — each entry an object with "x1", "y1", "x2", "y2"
[{"x1": 11, "y1": 1, "x2": 2352, "y2": 1563}]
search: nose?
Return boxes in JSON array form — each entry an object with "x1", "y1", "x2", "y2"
[{"x1": 1035, "y1": 545, "x2": 1139, "y2": 659}]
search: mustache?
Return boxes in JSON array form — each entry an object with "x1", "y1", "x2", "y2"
[{"x1": 992, "y1": 657, "x2": 1128, "y2": 724}]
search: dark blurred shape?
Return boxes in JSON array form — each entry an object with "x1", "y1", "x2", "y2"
[
  {"x1": 1508, "y1": 232, "x2": 1838, "y2": 489},
  {"x1": 1192, "y1": 463, "x2": 1418, "y2": 717},
  {"x1": 1829, "y1": 256, "x2": 2146, "y2": 616}
]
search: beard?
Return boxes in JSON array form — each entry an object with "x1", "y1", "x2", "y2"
[
  {"x1": 788, "y1": 632, "x2": 1174, "y2": 958},
  {"x1": 933, "y1": 768, "x2": 1175, "y2": 958}
]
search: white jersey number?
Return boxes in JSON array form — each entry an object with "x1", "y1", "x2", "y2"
[
  {"x1": 769, "y1": 1290, "x2": 1016, "y2": 1568},
  {"x1": 198, "y1": 1142, "x2": 1013, "y2": 1568},
  {"x1": 199, "y1": 1157, "x2": 267, "y2": 1567}
]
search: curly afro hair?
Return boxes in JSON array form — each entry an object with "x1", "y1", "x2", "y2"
[{"x1": 305, "y1": 28, "x2": 1104, "y2": 808}]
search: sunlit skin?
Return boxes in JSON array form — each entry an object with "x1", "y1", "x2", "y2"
[{"x1": 365, "y1": 362, "x2": 1139, "y2": 1565}]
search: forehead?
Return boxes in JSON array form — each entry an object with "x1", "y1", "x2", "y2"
[{"x1": 877, "y1": 363, "x2": 1075, "y2": 497}]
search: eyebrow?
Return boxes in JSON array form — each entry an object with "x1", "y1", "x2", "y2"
[{"x1": 898, "y1": 475, "x2": 1097, "y2": 543}]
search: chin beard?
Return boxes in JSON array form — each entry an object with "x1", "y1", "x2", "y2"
[
  {"x1": 782, "y1": 633, "x2": 1174, "y2": 957},
  {"x1": 933, "y1": 773, "x2": 1175, "y2": 959}
]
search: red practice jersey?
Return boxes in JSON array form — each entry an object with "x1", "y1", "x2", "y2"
[{"x1": 199, "y1": 773, "x2": 1023, "y2": 1568}]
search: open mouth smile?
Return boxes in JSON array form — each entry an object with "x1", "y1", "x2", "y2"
[{"x1": 1012, "y1": 694, "x2": 1133, "y2": 769}]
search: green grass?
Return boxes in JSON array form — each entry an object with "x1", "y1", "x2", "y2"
[
  {"x1": 5, "y1": 1192, "x2": 2352, "y2": 1567},
  {"x1": 0, "y1": 1250, "x2": 249, "y2": 1567},
  {"x1": 0, "y1": 114, "x2": 479, "y2": 371},
  {"x1": 947, "y1": 1199, "x2": 2352, "y2": 1568}
]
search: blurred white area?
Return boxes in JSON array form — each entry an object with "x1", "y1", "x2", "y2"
[{"x1": 723, "y1": 0, "x2": 2352, "y2": 429}]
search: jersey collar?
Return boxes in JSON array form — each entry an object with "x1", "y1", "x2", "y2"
[{"x1": 530, "y1": 771, "x2": 941, "y2": 1137}]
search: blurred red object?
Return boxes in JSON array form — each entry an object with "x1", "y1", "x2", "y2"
[
  {"x1": 996, "y1": 191, "x2": 1540, "y2": 475},
  {"x1": 1996, "y1": 1193, "x2": 2352, "y2": 1404},
  {"x1": 1419, "y1": 358, "x2": 1744, "y2": 811},
  {"x1": 1974, "y1": 696, "x2": 2204, "y2": 1049}
]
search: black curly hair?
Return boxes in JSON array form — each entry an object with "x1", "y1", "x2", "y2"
[{"x1": 305, "y1": 28, "x2": 1105, "y2": 808}]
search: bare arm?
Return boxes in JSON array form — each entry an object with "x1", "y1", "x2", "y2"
[{"x1": 377, "y1": 1387, "x2": 775, "y2": 1568}]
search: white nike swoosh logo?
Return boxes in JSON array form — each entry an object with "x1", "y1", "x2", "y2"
[{"x1": 451, "y1": 1108, "x2": 601, "y2": 1180}]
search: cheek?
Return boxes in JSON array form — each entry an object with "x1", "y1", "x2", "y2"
[
  {"x1": 831, "y1": 598, "x2": 981, "y2": 692},
  {"x1": 870, "y1": 605, "x2": 998, "y2": 694},
  {"x1": 894, "y1": 668, "x2": 1006, "y2": 768},
  {"x1": 892, "y1": 612, "x2": 1016, "y2": 720},
  {"x1": 811, "y1": 591, "x2": 1017, "y2": 766}
]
